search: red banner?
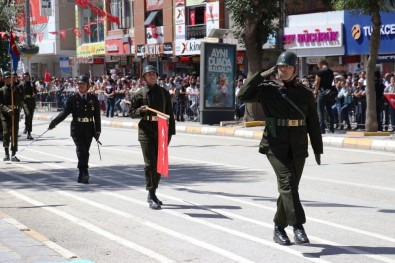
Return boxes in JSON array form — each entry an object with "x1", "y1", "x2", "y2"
[
  {"x1": 44, "y1": 68, "x2": 51, "y2": 82},
  {"x1": 385, "y1": 94, "x2": 395, "y2": 109},
  {"x1": 157, "y1": 115, "x2": 169, "y2": 177}
]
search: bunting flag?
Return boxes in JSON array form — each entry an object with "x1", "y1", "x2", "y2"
[
  {"x1": 157, "y1": 115, "x2": 169, "y2": 177},
  {"x1": 49, "y1": 31, "x2": 58, "y2": 35},
  {"x1": 60, "y1": 30, "x2": 66, "y2": 40},
  {"x1": 44, "y1": 68, "x2": 51, "y2": 82},
  {"x1": 82, "y1": 25, "x2": 92, "y2": 35},
  {"x1": 8, "y1": 32, "x2": 20, "y2": 72},
  {"x1": 73, "y1": 28, "x2": 81, "y2": 38},
  {"x1": 38, "y1": 33, "x2": 44, "y2": 42},
  {"x1": 384, "y1": 94, "x2": 395, "y2": 109}
]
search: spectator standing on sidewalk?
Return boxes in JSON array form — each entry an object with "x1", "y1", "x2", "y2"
[
  {"x1": 129, "y1": 65, "x2": 175, "y2": 210},
  {"x1": 48, "y1": 74, "x2": 101, "y2": 184},
  {"x1": 238, "y1": 51, "x2": 323, "y2": 246},
  {"x1": 313, "y1": 59, "x2": 335, "y2": 133},
  {"x1": 105, "y1": 78, "x2": 116, "y2": 118}
]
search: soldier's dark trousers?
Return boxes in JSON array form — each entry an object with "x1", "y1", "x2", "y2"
[
  {"x1": 2, "y1": 111, "x2": 20, "y2": 152},
  {"x1": 267, "y1": 153, "x2": 306, "y2": 228},
  {"x1": 72, "y1": 134, "x2": 93, "y2": 172},
  {"x1": 140, "y1": 140, "x2": 161, "y2": 190},
  {"x1": 23, "y1": 103, "x2": 35, "y2": 132}
]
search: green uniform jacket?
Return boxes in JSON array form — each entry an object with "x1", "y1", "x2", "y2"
[
  {"x1": 238, "y1": 72, "x2": 323, "y2": 159},
  {"x1": 129, "y1": 84, "x2": 176, "y2": 142},
  {"x1": 0, "y1": 84, "x2": 24, "y2": 120}
]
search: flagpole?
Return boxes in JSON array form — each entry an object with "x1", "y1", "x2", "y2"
[
  {"x1": 145, "y1": 106, "x2": 170, "y2": 119},
  {"x1": 9, "y1": 29, "x2": 15, "y2": 148}
]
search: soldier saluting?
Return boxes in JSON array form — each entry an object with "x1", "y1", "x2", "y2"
[
  {"x1": 0, "y1": 71, "x2": 24, "y2": 161},
  {"x1": 238, "y1": 52, "x2": 323, "y2": 246},
  {"x1": 22, "y1": 72, "x2": 37, "y2": 140},
  {"x1": 48, "y1": 74, "x2": 101, "y2": 184}
]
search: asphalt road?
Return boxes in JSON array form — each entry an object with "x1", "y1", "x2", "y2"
[{"x1": 0, "y1": 119, "x2": 394, "y2": 263}]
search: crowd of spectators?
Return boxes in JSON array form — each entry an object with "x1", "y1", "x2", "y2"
[
  {"x1": 301, "y1": 69, "x2": 395, "y2": 132},
  {"x1": 29, "y1": 71, "x2": 201, "y2": 122}
]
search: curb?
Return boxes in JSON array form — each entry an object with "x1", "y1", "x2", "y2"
[{"x1": 34, "y1": 114, "x2": 395, "y2": 153}]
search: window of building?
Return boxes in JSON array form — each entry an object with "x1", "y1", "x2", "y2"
[
  {"x1": 187, "y1": 6, "x2": 205, "y2": 25},
  {"x1": 110, "y1": 0, "x2": 133, "y2": 30},
  {"x1": 81, "y1": 5, "x2": 105, "y2": 44},
  {"x1": 144, "y1": 10, "x2": 163, "y2": 27}
]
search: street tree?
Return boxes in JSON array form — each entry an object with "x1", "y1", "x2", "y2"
[
  {"x1": 225, "y1": 0, "x2": 281, "y2": 121},
  {"x1": 331, "y1": 0, "x2": 390, "y2": 132}
]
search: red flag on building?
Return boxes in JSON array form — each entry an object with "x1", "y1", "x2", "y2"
[
  {"x1": 385, "y1": 94, "x2": 395, "y2": 109},
  {"x1": 83, "y1": 25, "x2": 92, "y2": 35},
  {"x1": 73, "y1": 28, "x2": 81, "y2": 38},
  {"x1": 157, "y1": 115, "x2": 169, "y2": 177},
  {"x1": 38, "y1": 33, "x2": 44, "y2": 42},
  {"x1": 44, "y1": 68, "x2": 51, "y2": 82},
  {"x1": 60, "y1": 30, "x2": 66, "y2": 41}
]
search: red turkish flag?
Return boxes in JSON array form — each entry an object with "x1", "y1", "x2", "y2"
[
  {"x1": 83, "y1": 25, "x2": 92, "y2": 35},
  {"x1": 157, "y1": 115, "x2": 169, "y2": 177},
  {"x1": 38, "y1": 33, "x2": 44, "y2": 42},
  {"x1": 60, "y1": 30, "x2": 66, "y2": 41},
  {"x1": 44, "y1": 68, "x2": 51, "y2": 82},
  {"x1": 73, "y1": 28, "x2": 81, "y2": 38},
  {"x1": 385, "y1": 94, "x2": 395, "y2": 109}
]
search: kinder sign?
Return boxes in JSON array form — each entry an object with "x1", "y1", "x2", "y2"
[
  {"x1": 284, "y1": 24, "x2": 343, "y2": 49},
  {"x1": 175, "y1": 39, "x2": 202, "y2": 55}
]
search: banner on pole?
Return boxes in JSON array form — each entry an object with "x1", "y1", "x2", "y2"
[{"x1": 157, "y1": 115, "x2": 169, "y2": 177}]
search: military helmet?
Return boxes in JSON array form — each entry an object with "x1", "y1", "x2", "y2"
[
  {"x1": 276, "y1": 51, "x2": 297, "y2": 67},
  {"x1": 77, "y1": 74, "x2": 90, "y2": 84},
  {"x1": 3, "y1": 71, "x2": 11, "y2": 78},
  {"x1": 142, "y1": 65, "x2": 158, "y2": 77}
]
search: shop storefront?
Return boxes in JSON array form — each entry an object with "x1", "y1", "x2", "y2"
[
  {"x1": 344, "y1": 10, "x2": 395, "y2": 74},
  {"x1": 135, "y1": 42, "x2": 174, "y2": 78},
  {"x1": 76, "y1": 42, "x2": 106, "y2": 78},
  {"x1": 105, "y1": 37, "x2": 133, "y2": 76},
  {"x1": 284, "y1": 11, "x2": 345, "y2": 76}
]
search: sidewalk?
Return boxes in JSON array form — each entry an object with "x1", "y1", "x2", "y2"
[
  {"x1": 0, "y1": 211, "x2": 90, "y2": 263},
  {"x1": 34, "y1": 111, "x2": 395, "y2": 153}
]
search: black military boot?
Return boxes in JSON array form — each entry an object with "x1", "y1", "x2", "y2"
[
  {"x1": 273, "y1": 226, "x2": 291, "y2": 246},
  {"x1": 78, "y1": 169, "x2": 90, "y2": 184},
  {"x1": 3, "y1": 148, "x2": 10, "y2": 161},
  {"x1": 11, "y1": 151, "x2": 20, "y2": 162},
  {"x1": 293, "y1": 224, "x2": 310, "y2": 245},
  {"x1": 27, "y1": 132, "x2": 34, "y2": 140},
  {"x1": 148, "y1": 189, "x2": 161, "y2": 210}
]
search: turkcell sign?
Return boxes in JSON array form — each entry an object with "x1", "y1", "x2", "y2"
[
  {"x1": 344, "y1": 10, "x2": 395, "y2": 55},
  {"x1": 175, "y1": 39, "x2": 202, "y2": 55}
]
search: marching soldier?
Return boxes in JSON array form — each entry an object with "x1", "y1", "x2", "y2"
[
  {"x1": 48, "y1": 74, "x2": 101, "y2": 184},
  {"x1": 238, "y1": 52, "x2": 323, "y2": 246},
  {"x1": 129, "y1": 65, "x2": 176, "y2": 210},
  {"x1": 0, "y1": 71, "x2": 24, "y2": 161},
  {"x1": 22, "y1": 72, "x2": 37, "y2": 140}
]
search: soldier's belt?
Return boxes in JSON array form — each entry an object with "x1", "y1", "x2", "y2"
[
  {"x1": 25, "y1": 95, "x2": 34, "y2": 98},
  {"x1": 142, "y1": 116, "x2": 158, "y2": 121},
  {"x1": 276, "y1": 119, "x2": 306, "y2": 127},
  {"x1": 74, "y1": 117, "x2": 93, "y2": 123},
  {"x1": 6, "y1": 105, "x2": 20, "y2": 110}
]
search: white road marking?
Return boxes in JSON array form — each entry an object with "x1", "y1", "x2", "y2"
[{"x1": 6, "y1": 189, "x2": 175, "y2": 263}]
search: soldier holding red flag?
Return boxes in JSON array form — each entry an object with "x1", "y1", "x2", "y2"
[{"x1": 129, "y1": 65, "x2": 175, "y2": 210}]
